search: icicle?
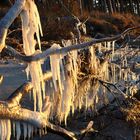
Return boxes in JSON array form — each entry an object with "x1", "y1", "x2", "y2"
[
  {"x1": 0, "y1": 120, "x2": 1, "y2": 139},
  {"x1": 23, "y1": 123, "x2": 28, "y2": 140},
  {"x1": 15, "y1": 122, "x2": 21, "y2": 140},
  {"x1": 61, "y1": 73, "x2": 74, "y2": 125},
  {"x1": 50, "y1": 44, "x2": 62, "y2": 92},
  {"x1": 0, "y1": 119, "x2": 11, "y2": 140},
  {"x1": 89, "y1": 47, "x2": 98, "y2": 75},
  {"x1": 119, "y1": 67, "x2": 122, "y2": 80},
  {"x1": 98, "y1": 43, "x2": 102, "y2": 53},
  {"x1": 27, "y1": 124, "x2": 33, "y2": 139},
  {"x1": 72, "y1": 50, "x2": 78, "y2": 85},
  {"x1": 44, "y1": 127, "x2": 47, "y2": 135},
  {"x1": 124, "y1": 70, "x2": 128, "y2": 81},
  {"x1": 25, "y1": 66, "x2": 30, "y2": 80},
  {"x1": 124, "y1": 56, "x2": 127, "y2": 67},
  {"x1": 0, "y1": 120, "x2": 4, "y2": 140},
  {"x1": 3, "y1": 120, "x2": 6, "y2": 140},
  {"x1": 107, "y1": 42, "x2": 111, "y2": 50},
  {"x1": 1, "y1": 120, "x2": 4, "y2": 140},
  {"x1": 39, "y1": 129, "x2": 42, "y2": 137},
  {"x1": 20, "y1": 0, "x2": 45, "y2": 111},
  {"x1": 113, "y1": 64, "x2": 116, "y2": 83},
  {"x1": 12, "y1": 121, "x2": 16, "y2": 138},
  {"x1": 85, "y1": 94, "x2": 88, "y2": 110},
  {"x1": 112, "y1": 41, "x2": 115, "y2": 60},
  {"x1": 0, "y1": 120, "x2": 2, "y2": 140},
  {"x1": 6, "y1": 120, "x2": 11, "y2": 140}
]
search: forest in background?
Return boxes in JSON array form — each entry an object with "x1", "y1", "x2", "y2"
[{"x1": 0, "y1": 0, "x2": 140, "y2": 53}]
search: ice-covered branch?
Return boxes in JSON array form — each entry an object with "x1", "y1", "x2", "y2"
[
  {"x1": 5, "y1": 26, "x2": 140, "y2": 62},
  {"x1": 0, "y1": 103, "x2": 47, "y2": 128},
  {"x1": 0, "y1": 82, "x2": 50, "y2": 128},
  {"x1": 0, "y1": 71, "x2": 78, "y2": 139},
  {"x1": 0, "y1": 0, "x2": 26, "y2": 52},
  {"x1": 0, "y1": 99, "x2": 77, "y2": 139}
]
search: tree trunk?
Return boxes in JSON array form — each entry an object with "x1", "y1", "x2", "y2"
[
  {"x1": 135, "y1": 0, "x2": 140, "y2": 15},
  {"x1": 115, "y1": 0, "x2": 120, "y2": 12},
  {"x1": 106, "y1": 0, "x2": 114, "y2": 13},
  {"x1": 128, "y1": 0, "x2": 134, "y2": 13},
  {"x1": 118, "y1": 0, "x2": 124, "y2": 13},
  {"x1": 112, "y1": 0, "x2": 117, "y2": 13}
]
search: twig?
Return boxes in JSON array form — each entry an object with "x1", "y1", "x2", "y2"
[
  {"x1": 79, "y1": 121, "x2": 94, "y2": 140},
  {"x1": 98, "y1": 80, "x2": 122, "y2": 106},
  {"x1": 7, "y1": 28, "x2": 21, "y2": 36},
  {"x1": 98, "y1": 79, "x2": 127, "y2": 98},
  {"x1": 0, "y1": 75, "x2": 3, "y2": 84},
  {"x1": 57, "y1": 0, "x2": 76, "y2": 18}
]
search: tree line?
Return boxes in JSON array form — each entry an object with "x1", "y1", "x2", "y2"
[
  {"x1": 82, "y1": 0, "x2": 140, "y2": 14},
  {"x1": 38, "y1": 0, "x2": 140, "y2": 15}
]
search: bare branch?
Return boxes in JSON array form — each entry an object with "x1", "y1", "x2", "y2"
[
  {"x1": 98, "y1": 79, "x2": 129, "y2": 101},
  {"x1": 0, "y1": 0, "x2": 26, "y2": 52},
  {"x1": 5, "y1": 26, "x2": 140, "y2": 62}
]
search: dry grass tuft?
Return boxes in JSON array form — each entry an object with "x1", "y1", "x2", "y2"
[{"x1": 122, "y1": 100, "x2": 140, "y2": 126}]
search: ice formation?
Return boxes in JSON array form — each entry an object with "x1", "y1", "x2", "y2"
[
  {"x1": 50, "y1": 44, "x2": 65, "y2": 94},
  {"x1": 0, "y1": 119, "x2": 11, "y2": 140},
  {"x1": 0, "y1": 1, "x2": 46, "y2": 140},
  {"x1": 61, "y1": 50, "x2": 78, "y2": 124},
  {"x1": 20, "y1": 0, "x2": 45, "y2": 111},
  {"x1": 49, "y1": 43, "x2": 78, "y2": 124},
  {"x1": 23, "y1": 123, "x2": 27, "y2": 140},
  {"x1": 0, "y1": 0, "x2": 139, "y2": 140}
]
